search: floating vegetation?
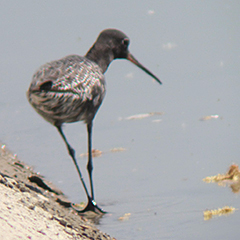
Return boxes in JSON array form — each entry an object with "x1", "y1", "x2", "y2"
[
  {"x1": 122, "y1": 112, "x2": 164, "y2": 120},
  {"x1": 118, "y1": 213, "x2": 131, "y2": 221},
  {"x1": 203, "y1": 164, "x2": 240, "y2": 183},
  {"x1": 199, "y1": 114, "x2": 219, "y2": 121},
  {"x1": 203, "y1": 206, "x2": 236, "y2": 220},
  {"x1": 80, "y1": 149, "x2": 102, "y2": 158},
  {"x1": 203, "y1": 164, "x2": 240, "y2": 193},
  {"x1": 80, "y1": 147, "x2": 127, "y2": 158}
]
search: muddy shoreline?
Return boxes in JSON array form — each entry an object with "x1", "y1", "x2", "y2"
[{"x1": 0, "y1": 144, "x2": 116, "y2": 240}]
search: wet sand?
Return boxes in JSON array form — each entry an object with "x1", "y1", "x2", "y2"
[{"x1": 0, "y1": 144, "x2": 116, "y2": 240}]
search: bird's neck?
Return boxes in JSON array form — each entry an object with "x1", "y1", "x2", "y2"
[{"x1": 85, "y1": 43, "x2": 114, "y2": 73}]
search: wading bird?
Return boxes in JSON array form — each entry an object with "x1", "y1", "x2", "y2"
[{"x1": 27, "y1": 29, "x2": 161, "y2": 213}]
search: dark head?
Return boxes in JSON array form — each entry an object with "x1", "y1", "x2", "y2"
[{"x1": 86, "y1": 29, "x2": 161, "y2": 84}]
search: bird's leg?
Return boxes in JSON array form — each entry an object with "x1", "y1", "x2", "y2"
[
  {"x1": 56, "y1": 125, "x2": 105, "y2": 214},
  {"x1": 87, "y1": 122, "x2": 94, "y2": 200},
  {"x1": 56, "y1": 126, "x2": 90, "y2": 198}
]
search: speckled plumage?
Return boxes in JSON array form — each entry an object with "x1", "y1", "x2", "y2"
[{"x1": 27, "y1": 55, "x2": 105, "y2": 126}]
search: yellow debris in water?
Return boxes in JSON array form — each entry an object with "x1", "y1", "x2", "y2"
[
  {"x1": 80, "y1": 147, "x2": 126, "y2": 158},
  {"x1": 80, "y1": 149, "x2": 102, "y2": 158},
  {"x1": 118, "y1": 213, "x2": 131, "y2": 221},
  {"x1": 203, "y1": 206, "x2": 236, "y2": 220},
  {"x1": 203, "y1": 164, "x2": 240, "y2": 183}
]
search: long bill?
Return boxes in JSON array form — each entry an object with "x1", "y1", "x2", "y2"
[{"x1": 127, "y1": 53, "x2": 162, "y2": 84}]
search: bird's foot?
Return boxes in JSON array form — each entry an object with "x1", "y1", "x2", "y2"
[{"x1": 72, "y1": 197, "x2": 106, "y2": 215}]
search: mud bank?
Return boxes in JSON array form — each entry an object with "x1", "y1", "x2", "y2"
[{"x1": 0, "y1": 144, "x2": 116, "y2": 240}]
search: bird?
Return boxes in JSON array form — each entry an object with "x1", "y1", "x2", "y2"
[{"x1": 27, "y1": 29, "x2": 162, "y2": 213}]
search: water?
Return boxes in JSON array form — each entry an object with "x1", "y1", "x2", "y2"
[{"x1": 0, "y1": 1, "x2": 240, "y2": 239}]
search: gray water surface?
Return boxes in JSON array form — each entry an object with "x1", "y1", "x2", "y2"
[{"x1": 1, "y1": 1, "x2": 240, "y2": 239}]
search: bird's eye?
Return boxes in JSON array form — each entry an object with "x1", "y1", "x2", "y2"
[{"x1": 122, "y1": 38, "x2": 129, "y2": 47}]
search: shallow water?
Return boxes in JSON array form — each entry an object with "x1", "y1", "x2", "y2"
[{"x1": 1, "y1": 1, "x2": 240, "y2": 239}]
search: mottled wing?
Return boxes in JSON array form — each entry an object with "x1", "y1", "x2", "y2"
[{"x1": 27, "y1": 55, "x2": 106, "y2": 126}]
